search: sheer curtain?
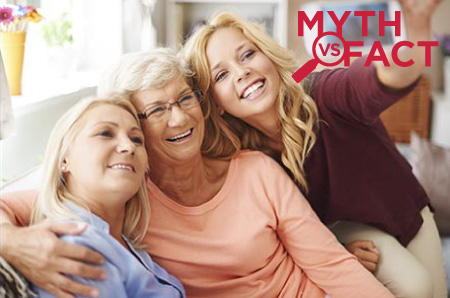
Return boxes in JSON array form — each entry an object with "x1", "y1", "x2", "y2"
[{"x1": 0, "y1": 53, "x2": 15, "y2": 140}]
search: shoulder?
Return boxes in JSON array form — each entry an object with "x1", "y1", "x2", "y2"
[
  {"x1": 59, "y1": 222, "x2": 118, "y2": 255},
  {"x1": 306, "y1": 57, "x2": 375, "y2": 89},
  {"x1": 59, "y1": 221, "x2": 128, "y2": 271},
  {"x1": 234, "y1": 150, "x2": 285, "y2": 176}
]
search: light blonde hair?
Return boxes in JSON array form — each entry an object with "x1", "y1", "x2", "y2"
[
  {"x1": 30, "y1": 96, "x2": 150, "y2": 248},
  {"x1": 183, "y1": 12, "x2": 319, "y2": 191},
  {"x1": 98, "y1": 47, "x2": 240, "y2": 159}
]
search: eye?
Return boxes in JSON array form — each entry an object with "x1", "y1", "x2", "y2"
[
  {"x1": 147, "y1": 105, "x2": 166, "y2": 117},
  {"x1": 242, "y1": 50, "x2": 255, "y2": 61},
  {"x1": 178, "y1": 94, "x2": 194, "y2": 105},
  {"x1": 99, "y1": 130, "x2": 113, "y2": 137},
  {"x1": 130, "y1": 136, "x2": 143, "y2": 145},
  {"x1": 215, "y1": 71, "x2": 228, "y2": 82}
]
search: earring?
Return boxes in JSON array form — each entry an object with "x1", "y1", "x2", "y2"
[{"x1": 61, "y1": 165, "x2": 67, "y2": 172}]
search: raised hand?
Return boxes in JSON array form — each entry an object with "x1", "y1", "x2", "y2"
[{"x1": 400, "y1": 0, "x2": 442, "y2": 42}]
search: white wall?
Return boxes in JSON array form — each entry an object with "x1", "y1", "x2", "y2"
[{"x1": 1, "y1": 87, "x2": 96, "y2": 184}]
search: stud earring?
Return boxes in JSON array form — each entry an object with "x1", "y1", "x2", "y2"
[{"x1": 61, "y1": 165, "x2": 67, "y2": 172}]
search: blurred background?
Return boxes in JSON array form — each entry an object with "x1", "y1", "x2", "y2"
[{"x1": 1, "y1": 0, "x2": 449, "y2": 183}]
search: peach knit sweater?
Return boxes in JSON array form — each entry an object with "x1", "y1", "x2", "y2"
[{"x1": 143, "y1": 151, "x2": 395, "y2": 298}]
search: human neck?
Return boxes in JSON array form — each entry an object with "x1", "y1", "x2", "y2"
[
  {"x1": 149, "y1": 155, "x2": 229, "y2": 207},
  {"x1": 244, "y1": 108, "x2": 283, "y2": 152},
  {"x1": 72, "y1": 193, "x2": 127, "y2": 245}
]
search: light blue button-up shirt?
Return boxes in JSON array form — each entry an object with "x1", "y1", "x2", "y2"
[{"x1": 34, "y1": 205, "x2": 185, "y2": 298}]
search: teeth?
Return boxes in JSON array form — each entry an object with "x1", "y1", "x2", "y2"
[
  {"x1": 243, "y1": 81, "x2": 264, "y2": 99},
  {"x1": 111, "y1": 164, "x2": 133, "y2": 171},
  {"x1": 167, "y1": 129, "x2": 192, "y2": 141}
]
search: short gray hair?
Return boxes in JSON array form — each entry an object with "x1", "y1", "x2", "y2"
[{"x1": 98, "y1": 48, "x2": 193, "y2": 98}]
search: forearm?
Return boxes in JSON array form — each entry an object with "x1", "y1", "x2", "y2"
[
  {"x1": 376, "y1": 45, "x2": 425, "y2": 89},
  {"x1": 0, "y1": 209, "x2": 15, "y2": 224},
  {"x1": 1, "y1": 223, "x2": 22, "y2": 262},
  {"x1": 376, "y1": 17, "x2": 430, "y2": 89},
  {"x1": 0, "y1": 190, "x2": 37, "y2": 227}
]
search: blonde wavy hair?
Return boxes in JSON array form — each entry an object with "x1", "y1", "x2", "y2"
[
  {"x1": 98, "y1": 47, "x2": 240, "y2": 160},
  {"x1": 30, "y1": 96, "x2": 150, "y2": 248},
  {"x1": 183, "y1": 12, "x2": 319, "y2": 191}
]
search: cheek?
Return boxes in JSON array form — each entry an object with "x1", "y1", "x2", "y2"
[
  {"x1": 143, "y1": 125, "x2": 161, "y2": 143},
  {"x1": 136, "y1": 150, "x2": 148, "y2": 174},
  {"x1": 138, "y1": 148, "x2": 148, "y2": 165},
  {"x1": 212, "y1": 87, "x2": 231, "y2": 108}
]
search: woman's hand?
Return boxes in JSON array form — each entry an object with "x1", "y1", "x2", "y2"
[
  {"x1": 344, "y1": 240, "x2": 380, "y2": 272},
  {"x1": 376, "y1": 0, "x2": 442, "y2": 89},
  {"x1": 1, "y1": 222, "x2": 106, "y2": 298}
]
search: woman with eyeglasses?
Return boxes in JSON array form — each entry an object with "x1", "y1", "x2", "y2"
[{"x1": 1, "y1": 48, "x2": 395, "y2": 298}]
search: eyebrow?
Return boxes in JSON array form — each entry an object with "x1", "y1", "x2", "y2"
[
  {"x1": 211, "y1": 42, "x2": 248, "y2": 73},
  {"x1": 142, "y1": 86, "x2": 192, "y2": 109},
  {"x1": 92, "y1": 121, "x2": 141, "y2": 132}
]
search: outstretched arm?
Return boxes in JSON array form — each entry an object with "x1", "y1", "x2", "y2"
[{"x1": 376, "y1": 0, "x2": 441, "y2": 88}]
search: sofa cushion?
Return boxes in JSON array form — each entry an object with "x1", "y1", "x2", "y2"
[
  {"x1": 410, "y1": 132, "x2": 450, "y2": 235},
  {"x1": 0, "y1": 257, "x2": 37, "y2": 298}
]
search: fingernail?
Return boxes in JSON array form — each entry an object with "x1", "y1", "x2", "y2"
[
  {"x1": 100, "y1": 271, "x2": 107, "y2": 279},
  {"x1": 76, "y1": 222, "x2": 87, "y2": 230},
  {"x1": 90, "y1": 289, "x2": 100, "y2": 297}
]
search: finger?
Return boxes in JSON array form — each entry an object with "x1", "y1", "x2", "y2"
[
  {"x1": 369, "y1": 246, "x2": 379, "y2": 254},
  {"x1": 46, "y1": 221, "x2": 88, "y2": 235},
  {"x1": 354, "y1": 249, "x2": 379, "y2": 263},
  {"x1": 44, "y1": 283, "x2": 76, "y2": 298},
  {"x1": 59, "y1": 241, "x2": 104, "y2": 264},
  {"x1": 361, "y1": 260, "x2": 377, "y2": 272},
  {"x1": 355, "y1": 240, "x2": 376, "y2": 251},
  {"x1": 57, "y1": 258, "x2": 107, "y2": 279},
  {"x1": 55, "y1": 275, "x2": 100, "y2": 298}
]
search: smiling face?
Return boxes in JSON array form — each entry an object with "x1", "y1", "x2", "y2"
[
  {"x1": 131, "y1": 76, "x2": 205, "y2": 167},
  {"x1": 206, "y1": 28, "x2": 280, "y2": 123},
  {"x1": 64, "y1": 104, "x2": 147, "y2": 206}
]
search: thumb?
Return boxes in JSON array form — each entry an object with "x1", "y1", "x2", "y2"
[{"x1": 46, "y1": 221, "x2": 87, "y2": 236}]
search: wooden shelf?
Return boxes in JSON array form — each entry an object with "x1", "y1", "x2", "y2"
[
  {"x1": 380, "y1": 77, "x2": 431, "y2": 143},
  {"x1": 165, "y1": 0, "x2": 288, "y2": 48}
]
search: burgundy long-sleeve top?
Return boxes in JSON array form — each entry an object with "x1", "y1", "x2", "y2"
[{"x1": 302, "y1": 57, "x2": 429, "y2": 246}]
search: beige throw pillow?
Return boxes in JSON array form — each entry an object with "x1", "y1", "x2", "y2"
[{"x1": 410, "y1": 132, "x2": 450, "y2": 235}]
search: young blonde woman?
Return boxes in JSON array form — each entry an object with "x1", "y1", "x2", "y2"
[
  {"x1": 182, "y1": 1, "x2": 447, "y2": 298},
  {"x1": 2, "y1": 96, "x2": 185, "y2": 298}
]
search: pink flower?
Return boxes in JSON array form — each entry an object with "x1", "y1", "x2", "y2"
[{"x1": 0, "y1": 7, "x2": 13, "y2": 23}]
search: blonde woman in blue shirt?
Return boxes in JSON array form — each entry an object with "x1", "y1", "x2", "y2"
[{"x1": 30, "y1": 95, "x2": 185, "y2": 298}]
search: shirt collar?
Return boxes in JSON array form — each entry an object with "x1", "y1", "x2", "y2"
[{"x1": 66, "y1": 203, "x2": 110, "y2": 233}]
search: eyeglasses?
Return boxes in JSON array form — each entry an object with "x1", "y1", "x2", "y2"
[{"x1": 138, "y1": 89, "x2": 203, "y2": 121}]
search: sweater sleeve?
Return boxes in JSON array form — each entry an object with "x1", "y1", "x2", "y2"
[
  {"x1": 259, "y1": 155, "x2": 395, "y2": 298},
  {"x1": 312, "y1": 57, "x2": 420, "y2": 125},
  {"x1": 0, "y1": 190, "x2": 37, "y2": 226}
]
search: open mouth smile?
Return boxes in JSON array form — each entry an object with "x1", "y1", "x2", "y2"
[
  {"x1": 166, "y1": 128, "x2": 193, "y2": 142},
  {"x1": 241, "y1": 80, "x2": 265, "y2": 100},
  {"x1": 108, "y1": 163, "x2": 135, "y2": 172}
]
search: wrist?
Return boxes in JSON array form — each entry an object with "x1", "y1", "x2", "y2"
[{"x1": 0, "y1": 223, "x2": 19, "y2": 260}]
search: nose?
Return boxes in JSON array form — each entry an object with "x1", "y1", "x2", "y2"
[
  {"x1": 167, "y1": 105, "x2": 189, "y2": 128},
  {"x1": 236, "y1": 65, "x2": 251, "y2": 83},
  {"x1": 117, "y1": 135, "x2": 135, "y2": 154}
]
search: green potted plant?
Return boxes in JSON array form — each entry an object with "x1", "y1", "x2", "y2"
[{"x1": 41, "y1": 12, "x2": 74, "y2": 77}]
